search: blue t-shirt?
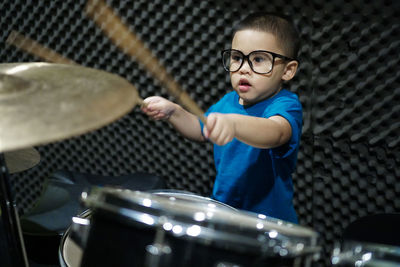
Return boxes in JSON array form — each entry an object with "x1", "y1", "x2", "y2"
[{"x1": 201, "y1": 89, "x2": 302, "y2": 223}]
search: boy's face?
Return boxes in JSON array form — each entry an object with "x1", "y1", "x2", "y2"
[{"x1": 230, "y1": 29, "x2": 294, "y2": 105}]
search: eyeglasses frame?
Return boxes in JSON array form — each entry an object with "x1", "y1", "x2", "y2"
[{"x1": 221, "y1": 49, "x2": 297, "y2": 75}]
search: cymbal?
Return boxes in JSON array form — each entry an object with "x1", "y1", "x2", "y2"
[
  {"x1": 4, "y1": 148, "x2": 40, "y2": 174},
  {"x1": 0, "y1": 62, "x2": 140, "y2": 152}
]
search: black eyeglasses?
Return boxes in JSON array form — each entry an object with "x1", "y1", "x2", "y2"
[{"x1": 221, "y1": 49, "x2": 295, "y2": 74}]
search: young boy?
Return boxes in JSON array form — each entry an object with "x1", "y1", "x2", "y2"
[{"x1": 141, "y1": 12, "x2": 301, "y2": 223}]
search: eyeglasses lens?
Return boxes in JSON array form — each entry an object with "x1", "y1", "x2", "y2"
[{"x1": 222, "y1": 50, "x2": 274, "y2": 74}]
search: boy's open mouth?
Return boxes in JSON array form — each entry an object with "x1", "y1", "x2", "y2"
[{"x1": 239, "y1": 79, "x2": 251, "y2": 92}]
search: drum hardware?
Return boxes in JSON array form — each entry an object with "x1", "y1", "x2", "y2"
[
  {"x1": 69, "y1": 216, "x2": 91, "y2": 251},
  {"x1": 0, "y1": 148, "x2": 40, "y2": 266},
  {"x1": 0, "y1": 62, "x2": 139, "y2": 267},
  {"x1": 59, "y1": 209, "x2": 92, "y2": 267},
  {"x1": 331, "y1": 240, "x2": 400, "y2": 266},
  {"x1": 144, "y1": 216, "x2": 172, "y2": 267},
  {"x1": 332, "y1": 213, "x2": 400, "y2": 266},
  {"x1": 4, "y1": 148, "x2": 40, "y2": 174},
  {"x1": 0, "y1": 154, "x2": 30, "y2": 267}
]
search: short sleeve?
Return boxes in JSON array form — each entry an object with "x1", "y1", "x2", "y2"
[{"x1": 263, "y1": 94, "x2": 303, "y2": 159}]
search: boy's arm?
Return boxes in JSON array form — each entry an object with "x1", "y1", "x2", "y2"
[
  {"x1": 168, "y1": 104, "x2": 205, "y2": 142},
  {"x1": 204, "y1": 113, "x2": 291, "y2": 148},
  {"x1": 142, "y1": 96, "x2": 205, "y2": 142}
]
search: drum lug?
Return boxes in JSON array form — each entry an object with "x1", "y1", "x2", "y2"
[
  {"x1": 145, "y1": 222, "x2": 171, "y2": 267},
  {"x1": 145, "y1": 243, "x2": 171, "y2": 267},
  {"x1": 145, "y1": 243, "x2": 171, "y2": 257}
]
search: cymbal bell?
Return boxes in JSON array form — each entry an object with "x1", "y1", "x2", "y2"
[
  {"x1": 0, "y1": 62, "x2": 140, "y2": 152},
  {"x1": 4, "y1": 148, "x2": 40, "y2": 174}
]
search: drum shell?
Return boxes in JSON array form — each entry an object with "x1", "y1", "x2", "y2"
[{"x1": 80, "y1": 208, "x2": 298, "y2": 267}]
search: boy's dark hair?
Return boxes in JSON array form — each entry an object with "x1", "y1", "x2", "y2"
[{"x1": 233, "y1": 12, "x2": 300, "y2": 59}]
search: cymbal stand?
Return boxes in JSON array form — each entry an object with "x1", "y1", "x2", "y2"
[{"x1": 0, "y1": 153, "x2": 29, "y2": 267}]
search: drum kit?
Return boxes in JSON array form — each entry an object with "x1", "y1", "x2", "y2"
[
  {"x1": 0, "y1": 64, "x2": 396, "y2": 267},
  {"x1": 1, "y1": 1, "x2": 399, "y2": 266},
  {"x1": 0, "y1": 61, "x2": 322, "y2": 267},
  {"x1": 0, "y1": 61, "x2": 140, "y2": 266},
  {"x1": 60, "y1": 189, "x2": 319, "y2": 267},
  {"x1": 1, "y1": 64, "x2": 400, "y2": 267}
]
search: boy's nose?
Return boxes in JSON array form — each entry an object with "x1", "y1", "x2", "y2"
[{"x1": 239, "y1": 59, "x2": 252, "y2": 73}]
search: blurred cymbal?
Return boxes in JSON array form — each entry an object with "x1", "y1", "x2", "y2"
[
  {"x1": 4, "y1": 148, "x2": 40, "y2": 174},
  {"x1": 0, "y1": 62, "x2": 140, "y2": 152}
]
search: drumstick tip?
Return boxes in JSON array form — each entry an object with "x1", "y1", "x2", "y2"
[{"x1": 5, "y1": 30, "x2": 18, "y2": 45}]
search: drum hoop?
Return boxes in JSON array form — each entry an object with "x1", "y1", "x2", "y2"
[
  {"x1": 151, "y1": 190, "x2": 237, "y2": 211},
  {"x1": 336, "y1": 240, "x2": 400, "y2": 258},
  {"x1": 59, "y1": 209, "x2": 91, "y2": 267},
  {"x1": 84, "y1": 188, "x2": 317, "y2": 235},
  {"x1": 332, "y1": 239, "x2": 400, "y2": 267}
]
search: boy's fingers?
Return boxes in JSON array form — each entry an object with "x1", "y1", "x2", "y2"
[
  {"x1": 203, "y1": 126, "x2": 209, "y2": 138},
  {"x1": 141, "y1": 97, "x2": 155, "y2": 111},
  {"x1": 140, "y1": 102, "x2": 148, "y2": 109},
  {"x1": 206, "y1": 113, "x2": 217, "y2": 133},
  {"x1": 143, "y1": 96, "x2": 162, "y2": 106}
]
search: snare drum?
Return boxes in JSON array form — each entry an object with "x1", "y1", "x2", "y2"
[
  {"x1": 59, "y1": 192, "x2": 236, "y2": 267},
  {"x1": 59, "y1": 190, "x2": 236, "y2": 267},
  {"x1": 68, "y1": 188, "x2": 320, "y2": 267}
]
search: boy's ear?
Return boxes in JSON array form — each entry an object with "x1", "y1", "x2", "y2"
[{"x1": 282, "y1": 60, "x2": 298, "y2": 81}]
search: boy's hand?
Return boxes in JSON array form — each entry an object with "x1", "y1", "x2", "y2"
[
  {"x1": 203, "y1": 113, "x2": 235, "y2": 146},
  {"x1": 141, "y1": 96, "x2": 177, "y2": 120}
]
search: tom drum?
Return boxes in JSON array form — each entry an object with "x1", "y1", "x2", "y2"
[{"x1": 61, "y1": 188, "x2": 320, "y2": 267}]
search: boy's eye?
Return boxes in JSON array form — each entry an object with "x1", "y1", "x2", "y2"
[
  {"x1": 251, "y1": 53, "x2": 271, "y2": 64},
  {"x1": 231, "y1": 54, "x2": 242, "y2": 62},
  {"x1": 253, "y1": 56, "x2": 265, "y2": 63}
]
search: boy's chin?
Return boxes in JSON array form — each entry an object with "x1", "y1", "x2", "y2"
[{"x1": 238, "y1": 95, "x2": 256, "y2": 106}]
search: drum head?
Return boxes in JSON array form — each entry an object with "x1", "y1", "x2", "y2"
[{"x1": 149, "y1": 189, "x2": 237, "y2": 211}]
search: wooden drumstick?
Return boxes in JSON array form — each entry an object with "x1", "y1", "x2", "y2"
[
  {"x1": 6, "y1": 30, "x2": 145, "y2": 107},
  {"x1": 85, "y1": 0, "x2": 206, "y2": 123},
  {"x1": 6, "y1": 30, "x2": 77, "y2": 65}
]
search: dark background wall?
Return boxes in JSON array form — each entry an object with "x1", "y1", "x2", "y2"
[{"x1": 1, "y1": 0, "x2": 399, "y2": 265}]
